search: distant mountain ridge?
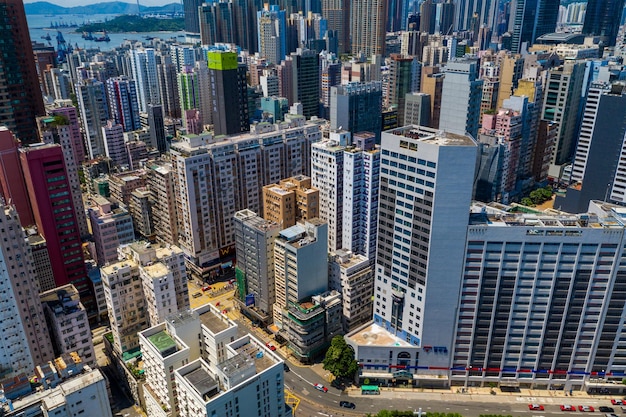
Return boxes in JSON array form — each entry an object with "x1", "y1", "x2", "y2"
[{"x1": 25, "y1": 1, "x2": 183, "y2": 15}]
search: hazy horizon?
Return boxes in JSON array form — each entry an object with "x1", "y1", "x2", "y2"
[{"x1": 24, "y1": 0, "x2": 176, "y2": 7}]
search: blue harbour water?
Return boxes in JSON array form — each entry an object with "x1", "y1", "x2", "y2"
[{"x1": 26, "y1": 13, "x2": 185, "y2": 51}]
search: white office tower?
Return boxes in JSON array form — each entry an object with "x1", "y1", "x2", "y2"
[
  {"x1": 273, "y1": 219, "x2": 329, "y2": 327},
  {"x1": 451, "y1": 201, "x2": 626, "y2": 390},
  {"x1": 570, "y1": 81, "x2": 612, "y2": 183},
  {"x1": 342, "y1": 132, "x2": 380, "y2": 261},
  {"x1": 170, "y1": 117, "x2": 320, "y2": 281},
  {"x1": 131, "y1": 48, "x2": 161, "y2": 112},
  {"x1": 41, "y1": 284, "x2": 96, "y2": 367},
  {"x1": 329, "y1": 249, "x2": 374, "y2": 332},
  {"x1": 0, "y1": 204, "x2": 54, "y2": 377},
  {"x1": 374, "y1": 126, "x2": 477, "y2": 364},
  {"x1": 438, "y1": 60, "x2": 484, "y2": 140},
  {"x1": 233, "y1": 209, "x2": 281, "y2": 323},
  {"x1": 311, "y1": 130, "x2": 350, "y2": 252}
]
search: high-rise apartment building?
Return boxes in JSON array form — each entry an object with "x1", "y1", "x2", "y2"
[
  {"x1": 129, "y1": 188, "x2": 154, "y2": 240},
  {"x1": 258, "y1": 5, "x2": 287, "y2": 64},
  {"x1": 101, "y1": 257, "x2": 146, "y2": 355},
  {"x1": 322, "y1": 0, "x2": 350, "y2": 53},
  {"x1": 0, "y1": 0, "x2": 44, "y2": 144},
  {"x1": 106, "y1": 76, "x2": 141, "y2": 133},
  {"x1": 374, "y1": 126, "x2": 476, "y2": 357},
  {"x1": 183, "y1": 0, "x2": 203, "y2": 35},
  {"x1": 131, "y1": 49, "x2": 160, "y2": 113},
  {"x1": 329, "y1": 249, "x2": 374, "y2": 332},
  {"x1": 233, "y1": 209, "x2": 281, "y2": 324},
  {"x1": 156, "y1": 60, "x2": 181, "y2": 119},
  {"x1": 388, "y1": 0, "x2": 409, "y2": 31},
  {"x1": 350, "y1": 0, "x2": 388, "y2": 57},
  {"x1": 40, "y1": 284, "x2": 96, "y2": 367},
  {"x1": 439, "y1": 60, "x2": 484, "y2": 139},
  {"x1": 88, "y1": 196, "x2": 135, "y2": 266},
  {"x1": 456, "y1": 0, "x2": 497, "y2": 32},
  {"x1": 28, "y1": 232, "x2": 55, "y2": 292},
  {"x1": 102, "y1": 121, "x2": 129, "y2": 168},
  {"x1": 262, "y1": 175, "x2": 319, "y2": 228},
  {"x1": 75, "y1": 79, "x2": 109, "y2": 159},
  {"x1": 50, "y1": 106, "x2": 86, "y2": 165},
  {"x1": 541, "y1": 61, "x2": 586, "y2": 173},
  {"x1": 208, "y1": 51, "x2": 250, "y2": 136},
  {"x1": 273, "y1": 219, "x2": 329, "y2": 325},
  {"x1": 20, "y1": 143, "x2": 94, "y2": 315},
  {"x1": 312, "y1": 132, "x2": 349, "y2": 252},
  {"x1": 170, "y1": 117, "x2": 320, "y2": 282},
  {"x1": 330, "y1": 82, "x2": 383, "y2": 141},
  {"x1": 37, "y1": 115, "x2": 89, "y2": 239},
  {"x1": 199, "y1": 1, "x2": 235, "y2": 46},
  {"x1": 342, "y1": 132, "x2": 380, "y2": 261},
  {"x1": 0, "y1": 204, "x2": 54, "y2": 377},
  {"x1": 120, "y1": 242, "x2": 189, "y2": 327},
  {"x1": 495, "y1": 54, "x2": 525, "y2": 110},
  {"x1": 146, "y1": 160, "x2": 178, "y2": 246}
]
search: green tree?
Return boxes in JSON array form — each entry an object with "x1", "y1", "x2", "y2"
[
  {"x1": 322, "y1": 335, "x2": 358, "y2": 379},
  {"x1": 521, "y1": 197, "x2": 534, "y2": 207}
]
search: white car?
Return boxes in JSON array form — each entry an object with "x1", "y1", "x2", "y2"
[{"x1": 313, "y1": 383, "x2": 328, "y2": 392}]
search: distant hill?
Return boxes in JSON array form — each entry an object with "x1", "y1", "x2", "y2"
[
  {"x1": 76, "y1": 14, "x2": 184, "y2": 33},
  {"x1": 25, "y1": 1, "x2": 183, "y2": 15}
]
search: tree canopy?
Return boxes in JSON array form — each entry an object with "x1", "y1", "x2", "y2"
[{"x1": 322, "y1": 335, "x2": 358, "y2": 379}]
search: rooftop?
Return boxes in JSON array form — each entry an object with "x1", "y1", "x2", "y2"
[
  {"x1": 347, "y1": 323, "x2": 412, "y2": 347},
  {"x1": 468, "y1": 201, "x2": 626, "y2": 229},
  {"x1": 147, "y1": 330, "x2": 178, "y2": 357},
  {"x1": 233, "y1": 341, "x2": 275, "y2": 374},
  {"x1": 184, "y1": 366, "x2": 218, "y2": 400},
  {"x1": 199, "y1": 308, "x2": 232, "y2": 334},
  {"x1": 142, "y1": 262, "x2": 169, "y2": 278},
  {"x1": 386, "y1": 125, "x2": 476, "y2": 147}
]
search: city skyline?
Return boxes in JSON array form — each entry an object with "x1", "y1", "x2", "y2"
[{"x1": 4, "y1": 0, "x2": 626, "y2": 414}]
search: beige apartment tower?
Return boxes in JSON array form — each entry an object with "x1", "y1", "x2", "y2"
[{"x1": 262, "y1": 175, "x2": 319, "y2": 228}]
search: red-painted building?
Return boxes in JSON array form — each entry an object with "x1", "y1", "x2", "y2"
[
  {"x1": 0, "y1": 127, "x2": 34, "y2": 227},
  {"x1": 20, "y1": 143, "x2": 95, "y2": 314}
]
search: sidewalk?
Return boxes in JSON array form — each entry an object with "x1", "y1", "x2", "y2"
[{"x1": 340, "y1": 385, "x2": 619, "y2": 404}]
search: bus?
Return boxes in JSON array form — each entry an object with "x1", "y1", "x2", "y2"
[{"x1": 361, "y1": 385, "x2": 380, "y2": 395}]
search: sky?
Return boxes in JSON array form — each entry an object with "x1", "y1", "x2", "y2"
[{"x1": 24, "y1": 0, "x2": 175, "y2": 6}]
